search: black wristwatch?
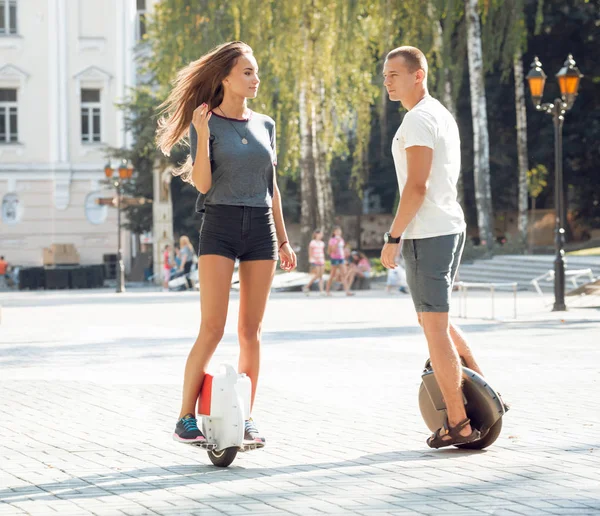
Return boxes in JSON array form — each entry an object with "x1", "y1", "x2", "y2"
[{"x1": 384, "y1": 232, "x2": 401, "y2": 244}]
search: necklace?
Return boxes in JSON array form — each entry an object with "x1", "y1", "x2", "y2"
[{"x1": 217, "y1": 107, "x2": 250, "y2": 145}]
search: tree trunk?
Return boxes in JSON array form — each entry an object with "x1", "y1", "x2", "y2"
[
  {"x1": 465, "y1": 0, "x2": 494, "y2": 251},
  {"x1": 514, "y1": 50, "x2": 529, "y2": 247},
  {"x1": 315, "y1": 80, "x2": 335, "y2": 235},
  {"x1": 299, "y1": 83, "x2": 316, "y2": 272},
  {"x1": 311, "y1": 85, "x2": 329, "y2": 234},
  {"x1": 433, "y1": 12, "x2": 464, "y2": 206}
]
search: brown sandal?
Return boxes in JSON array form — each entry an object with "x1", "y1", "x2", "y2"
[{"x1": 427, "y1": 417, "x2": 481, "y2": 449}]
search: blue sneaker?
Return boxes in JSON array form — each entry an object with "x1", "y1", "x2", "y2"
[{"x1": 173, "y1": 413, "x2": 206, "y2": 443}]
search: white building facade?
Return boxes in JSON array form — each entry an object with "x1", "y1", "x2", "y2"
[{"x1": 0, "y1": 0, "x2": 155, "y2": 267}]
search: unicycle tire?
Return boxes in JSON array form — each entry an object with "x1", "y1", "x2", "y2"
[
  {"x1": 455, "y1": 417, "x2": 502, "y2": 450},
  {"x1": 207, "y1": 447, "x2": 238, "y2": 467}
]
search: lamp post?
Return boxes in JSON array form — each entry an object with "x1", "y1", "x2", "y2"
[
  {"x1": 526, "y1": 54, "x2": 583, "y2": 312},
  {"x1": 104, "y1": 159, "x2": 134, "y2": 293}
]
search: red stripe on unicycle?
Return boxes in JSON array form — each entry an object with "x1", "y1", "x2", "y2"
[{"x1": 198, "y1": 374, "x2": 213, "y2": 416}]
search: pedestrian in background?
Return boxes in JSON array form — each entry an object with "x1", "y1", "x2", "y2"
[
  {"x1": 303, "y1": 229, "x2": 325, "y2": 295},
  {"x1": 163, "y1": 244, "x2": 173, "y2": 289},
  {"x1": 326, "y1": 226, "x2": 354, "y2": 296},
  {"x1": 0, "y1": 256, "x2": 8, "y2": 289},
  {"x1": 179, "y1": 235, "x2": 195, "y2": 290}
]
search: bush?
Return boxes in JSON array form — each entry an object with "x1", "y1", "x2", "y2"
[{"x1": 370, "y1": 257, "x2": 386, "y2": 274}]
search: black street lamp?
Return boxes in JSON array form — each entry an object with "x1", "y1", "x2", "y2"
[
  {"x1": 104, "y1": 159, "x2": 134, "y2": 293},
  {"x1": 526, "y1": 54, "x2": 583, "y2": 312}
]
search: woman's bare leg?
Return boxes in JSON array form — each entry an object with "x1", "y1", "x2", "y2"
[
  {"x1": 178, "y1": 255, "x2": 235, "y2": 418},
  {"x1": 304, "y1": 269, "x2": 318, "y2": 292},
  {"x1": 317, "y1": 266, "x2": 325, "y2": 292},
  {"x1": 345, "y1": 265, "x2": 357, "y2": 292},
  {"x1": 237, "y1": 259, "x2": 277, "y2": 409},
  {"x1": 340, "y1": 264, "x2": 354, "y2": 295},
  {"x1": 326, "y1": 265, "x2": 338, "y2": 294}
]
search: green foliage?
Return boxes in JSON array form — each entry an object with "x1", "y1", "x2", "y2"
[
  {"x1": 107, "y1": 87, "x2": 164, "y2": 234},
  {"x1": 370, "y1": 257, "x2": 386, "y2": 274},
  {"x1": 527, "y1": 163, "x2": 548, "y2": 199},
  {"x1": 115, "y1": 0, "x2": 599, "y2": 240}
]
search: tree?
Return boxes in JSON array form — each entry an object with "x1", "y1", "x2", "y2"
[
  {"x1": 107, "y1": 87, "x2": 162, "y2": 234},
  {"x1": 143, "y1": 0, "x2": 385, "y2": 268},
  {"x1": 513, "y1": 0, "x2": 544, "y2": 245},
  {"x1": 465, "y1": 0, "x2": 494, "y2": 250},
  {"x1": 514, "y1": 51, "x2": 530, "y2": 245}
]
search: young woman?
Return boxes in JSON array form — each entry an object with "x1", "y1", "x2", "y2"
[
  {"x1": 302, "y1": 229, "x2": 325, "y2": 295},
  {"x1": 325, "y1": 226, "x2": 354, "y2": 296},
  {"x1": 156, "y1": 41, "x2": 296, "y2": 446}
]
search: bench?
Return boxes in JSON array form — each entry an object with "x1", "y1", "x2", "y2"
[
  {"x1": 455, "y1": 281, "x2": 518, "y2": 320},
  {"x1": 530, "y1": 268, "x2": 594, "y2": 297}
]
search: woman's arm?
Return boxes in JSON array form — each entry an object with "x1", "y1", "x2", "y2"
[
  {"x1": 272, "y1": 174, "x2": 288, "y2": 247},
  {"x1": 191, "y1": 105, "x2": 212, "y2": 194},
  {"x1": 272, "y1": 173, "x2": 297, "y2": 271}
]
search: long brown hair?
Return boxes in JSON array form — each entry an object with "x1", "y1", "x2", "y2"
[{"x1": 156, "y1": 41, "x2": 253, "y2": 183}]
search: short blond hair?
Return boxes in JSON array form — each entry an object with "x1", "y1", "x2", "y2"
[{"x1": 386, "y1": 46, "x2": 428, "y2": 77}]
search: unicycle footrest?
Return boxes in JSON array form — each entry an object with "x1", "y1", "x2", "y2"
[
  {"x1": 189, "y1": 441, "x2": 217, "y2": 451},
  {"x1": 239, "y1": 441, "x2": 264, "y2": 452}
]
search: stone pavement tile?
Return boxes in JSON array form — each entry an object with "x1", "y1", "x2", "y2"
[
  {"x1": 0, "y1": 505, "x2": 26, "y2": 516},
  {"x1": 547, "y1": 510, "x2": 600, "y2": 516},
  {"x1": 11, "y1": 500, "x2": 92, "y2": 515}
]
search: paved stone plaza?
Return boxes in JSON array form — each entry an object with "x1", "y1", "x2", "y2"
[{"x1": 1, "y1": 287, "x2": 599, "y2": 515}]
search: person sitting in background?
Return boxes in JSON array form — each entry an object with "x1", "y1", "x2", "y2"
[
  {"x1": 385, "y1": 245, "x2": 408, "y2": 294},
  {"x1": 346, "y1": 251, "x2": 372, "y2": 290}
]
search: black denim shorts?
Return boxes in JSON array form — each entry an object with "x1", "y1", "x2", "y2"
[{"x1": 198, "y1": 204, "x2": 278, "y2": 262}]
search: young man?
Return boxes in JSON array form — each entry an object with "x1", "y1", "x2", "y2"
[{"x1": 380, "y1": 46, "x2": 484, "y2": 448}]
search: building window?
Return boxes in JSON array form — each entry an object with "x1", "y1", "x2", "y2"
[
  {"x1": 0, "y1": 88, "x2": 18, "y2": 143},
  {"x1": 136, "y1": 0, "x2": 146, "y2": 41},
  {"x1": 81, "y1": 88, "x2": 101, "y2": 143},
  {"x1": 2, "y1": 192, "x2": 22, "y2": 224},
  {"x1": 85, "y1": 191, "x2": 108, "y2": 225},
  {"x1": 0, "y1": 0, "x2": 17, "y2": 35}
]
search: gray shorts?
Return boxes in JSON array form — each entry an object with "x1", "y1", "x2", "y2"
[{"x1": 401, "y1": 232, "x2": 465, "y2": 313}]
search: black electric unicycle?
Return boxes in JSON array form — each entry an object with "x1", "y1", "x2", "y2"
[{"x1": 418, "y1": 359, "x2": 507, "y2": 449}]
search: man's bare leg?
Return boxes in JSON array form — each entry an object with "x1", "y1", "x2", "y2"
[
  {"x1": 421, "y1": 311, "x2": 472, "y2": 438},
  {"x1": 418, "y1": 314, "x2": 484, "y2": 378},
  {"x1": 449, "y1": 322, "x2": 484, "y2": 376}
]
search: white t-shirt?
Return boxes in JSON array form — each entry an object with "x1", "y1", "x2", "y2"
[{"x1": 392, "y1": 95, "x2": 466, "y2": 239}]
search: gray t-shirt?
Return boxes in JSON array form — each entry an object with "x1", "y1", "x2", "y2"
[
  {"x1": 190, "y1": 111, "x2": 277, "y2": 213},
  {"x1": 180, "y1": 245, "x2": 194, "y2": 263}
]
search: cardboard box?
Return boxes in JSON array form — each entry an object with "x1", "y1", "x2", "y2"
[{"x1": 43, "y1": 244, "x2": 80, "y2": 265}]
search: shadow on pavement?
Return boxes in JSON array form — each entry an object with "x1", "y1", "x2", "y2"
[{"x1": 0, "y1": 447, "x2": 485, "y2": 503}]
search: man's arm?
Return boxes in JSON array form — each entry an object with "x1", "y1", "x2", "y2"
[{"x1": 388, "y1": 145, "x2": 433, "y2": 237}]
